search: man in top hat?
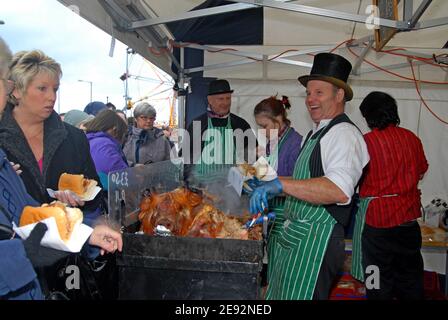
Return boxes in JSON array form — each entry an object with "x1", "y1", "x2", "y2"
[
  {"x1": 249, "y1": 53, "x2": 369, "y2": 300},
  {"x1": 183, "y1": 79, "x2": 256, "y2": 179}
]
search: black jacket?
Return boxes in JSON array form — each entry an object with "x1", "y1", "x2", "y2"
[{"x1": 0, "y1": 104, "x2": 103, "y2": 218}]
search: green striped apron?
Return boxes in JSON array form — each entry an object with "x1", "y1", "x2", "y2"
[
  {"x1": 194, "y1": 117, "x2": 234, "y2": 180},
  {"x1": 350, "y1": 197, "x2": 372, "y2": 282},
  {"x1": 350, "y1": 194, "x2": 398, "y2": 281},
  {"x1": 266, "y1": 127, "x2": 292, "y2": 283},
  {"x1": 266, "y1": 129, "x2": 337, "y2": 300}
]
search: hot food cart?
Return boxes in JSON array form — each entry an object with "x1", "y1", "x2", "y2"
[{"x1": 108, "y1": 160, "x2": 264, "y2": 300}]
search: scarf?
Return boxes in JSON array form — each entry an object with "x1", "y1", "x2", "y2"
[{"x1": 206, "y1": 106, "x2": 230, "y2": 119}]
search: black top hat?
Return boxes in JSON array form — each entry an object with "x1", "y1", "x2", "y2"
[
  {"x1": 298, "y1": 53, "x2": 353, "y2": 101},
  {"x1": 208, "y1": 79, "x2": 234, "y2": 96}
]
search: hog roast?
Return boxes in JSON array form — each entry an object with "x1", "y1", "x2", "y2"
[{"x1": 138, "y1": 187, "x2": 261, "y2": 240}]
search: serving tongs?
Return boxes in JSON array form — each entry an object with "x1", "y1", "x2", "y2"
[{"x1": 244, "y1": 204, "x2": 275, "y2": 239}]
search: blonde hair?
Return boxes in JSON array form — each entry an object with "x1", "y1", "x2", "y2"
[
  {"x1": 0, "y1": 37, "x2": 12, "y2": 78},
  {"x1": 8, "y1": 50, "x2": 62, "y2": 105}
]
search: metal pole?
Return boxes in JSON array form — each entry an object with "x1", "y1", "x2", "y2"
[
  {"x1": 403, "y1": 0, "x2": 414, "y2": 22},
  {"x1": 125, "y1": 48, "x2": 129, "y2": 109},
  {"x1": 408, "y1": 0, "x2": 432, "y2": 29},
  {"x1": 124, "y1": 48, "x2": 135, "y2": 110},
  {"x1": 78, "y1": 79, "x2": 93, "y2": 103},
  {"x1": 178, "y1": 47, "x2": 185, "y2": 130}
]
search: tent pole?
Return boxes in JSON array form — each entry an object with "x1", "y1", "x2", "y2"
[
  {"x1": 178, "y1": 47, "x2": 186, "y2": 130},
  {"x1": 403, "y1": 0, "x2": 414, "y2": 22},
  {"x1": 233, "y1": 0, "x2": 407, "y2": 29},
  {"x1": 352, "y1": 39, "x2": 374, "y2": 76},
  {"x1": 408, "y1": 0, "x2": 432, "y2": 29}
]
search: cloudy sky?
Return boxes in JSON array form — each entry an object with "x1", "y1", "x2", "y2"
[{"x1": 0, "y1": 0, "x2": 174, "y2": 123}]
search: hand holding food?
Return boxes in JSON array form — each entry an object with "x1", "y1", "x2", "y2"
[
  {"x1": 58, "y1": 173, "x2": 97, "y2": 199},
  {"x1": 20, "y1": 201, "x2": 83, "y2": 242}
]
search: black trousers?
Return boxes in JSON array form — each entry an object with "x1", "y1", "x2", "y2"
[
  {"x1": 313, "y1": 224, "x2": 346, "y2": 300},
  {"x1": 362, "y1": 221, "x2": 424, "y2": 300}
]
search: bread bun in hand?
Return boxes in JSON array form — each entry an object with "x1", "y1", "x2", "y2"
[
  {"x1": 20, "y1": 201, "x2": 83, "y2": 242},
  {"x1": 58, "y1": 173, "x2": 97, "y2": 197}
]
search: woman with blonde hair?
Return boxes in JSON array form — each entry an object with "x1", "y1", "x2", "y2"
[
  {"x1": 0, "y1": 41, "x2": 122, "y2": 300},
  {"x1": 0, "y1": 50, "x2": 103, "y2": 216}
]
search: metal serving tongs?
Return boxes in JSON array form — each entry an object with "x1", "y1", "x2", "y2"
[
  {"x1": 245, "y1": 203, "x2": 275, "y2": 239},
  {"x1": 246, "y1": 202, "x2": 266, "y2": 229}
]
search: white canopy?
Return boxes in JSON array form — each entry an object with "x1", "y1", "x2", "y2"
[{"x1": 57, "y1": 0, "x2": 448, "y2": 204}]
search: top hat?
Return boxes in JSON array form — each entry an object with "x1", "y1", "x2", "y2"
[
  {"x1": 298, "y1": 53, "x2": 353, "y2": 101},
  {"x1": 208, "y1": 79, "x2": 234, "y2": 96}
]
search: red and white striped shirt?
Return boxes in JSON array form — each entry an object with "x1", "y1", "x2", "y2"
[{"x1": 360, "y1": 125, "x2": 428, "y2": 228}]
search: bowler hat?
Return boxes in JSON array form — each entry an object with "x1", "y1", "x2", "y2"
[
  {"x1": 298, "y1": 53, "x2": 353, "y2": 101},
  {"x1": 208, "y1": 79, "x2": 234, "y2": 96}
]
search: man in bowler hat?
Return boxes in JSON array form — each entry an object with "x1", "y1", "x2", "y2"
[
  {"x1": 249, "y1": 53, "x2": 370, "y2": 300},
  {"x1": 184, "y1": 79, "x2": 256, "y2": 179}
]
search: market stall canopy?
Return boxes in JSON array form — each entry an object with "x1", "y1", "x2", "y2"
[
  {"x1": 56, "y1": 0, "x2": 448, "y2": 206},
  {"x1": 57, "y1": 0, "x2": 448, "y2": 82}
]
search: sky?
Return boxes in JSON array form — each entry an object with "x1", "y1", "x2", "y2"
[{"x1": 0, "y1": 0, "x2": 175, "y2": 124}]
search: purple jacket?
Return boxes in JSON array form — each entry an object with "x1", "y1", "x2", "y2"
[
  {"x1": 270, "y1": 127, "x2": 302, "y2": 177},
  {"x1": 86, "y1": 132, "x2": 128, "y2": 183}
]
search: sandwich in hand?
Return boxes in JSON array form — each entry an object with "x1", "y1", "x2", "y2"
[
  {"x1": 20, "y1": 201, "x2": 83, "y2": 242},
  {"x1": 58, "y1": 173, "x2": 97, "y2": 198}
]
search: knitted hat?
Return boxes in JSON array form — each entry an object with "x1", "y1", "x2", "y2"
[
  {"x1": 84, "y1": 101, "x2": 107, "y2": 116},
  {"x1": 64, "y1": 109, "x2": 94, "y2": 127}
]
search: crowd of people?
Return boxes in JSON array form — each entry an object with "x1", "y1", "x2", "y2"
[{"x1": 0, "y1": 34, "x2": 429, "y2": 301}]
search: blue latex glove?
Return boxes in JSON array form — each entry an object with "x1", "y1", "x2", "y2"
[
  {"x1": 242, "y1": 177, "x2": 263, "y2": 194},
  {"x1": 249, "y1": 178, "x2": 283, "y2": 214},
  {"x1": 245, "y1": 212, "x2": 276, "y2": 229}
]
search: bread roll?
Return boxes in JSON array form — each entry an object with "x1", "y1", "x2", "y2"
[
  {"x1": 58, "y1": 173, "x2": 97, "y2": 197},
  {"x1": 20, "y1": 201, "x2": 83, "y2": 242}
]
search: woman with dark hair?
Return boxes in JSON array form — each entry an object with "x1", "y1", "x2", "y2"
[
  {"x1": 252, "y1": 95, "x2": 302, "y2": 284},
  {"x1": 359, "y1": 91, "x2": 400, "y2": 129},
  {"x1": 84, "y1": 109, "x2": 129, "y2": 190},
  {"x1": 115, "y1": 109, "x2": 127, "y2": 121},
  {"x1": 351, "y1": 91, "x2": 428, "y2": 300}
]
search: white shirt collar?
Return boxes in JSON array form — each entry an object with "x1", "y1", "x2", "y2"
[{"x1": 313, "y1": 119, "x2": 332, "y2": 133}]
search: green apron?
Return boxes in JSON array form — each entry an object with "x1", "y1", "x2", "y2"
[
  {"x1": 350, "y1": 197, "x2": 372, "y2": 282},
  {"x1": 350, "y1": 194, "x2": 398, "y2": 281},
  {"x1": 266, "y1": 129, "x2": 336, "y2": 300},
  {"x1": 266, "y1": 127, "x2": 292, "y2": 283},
  {"x1": 194, "y1": 117, "x2": 234, "y2": 180}
]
